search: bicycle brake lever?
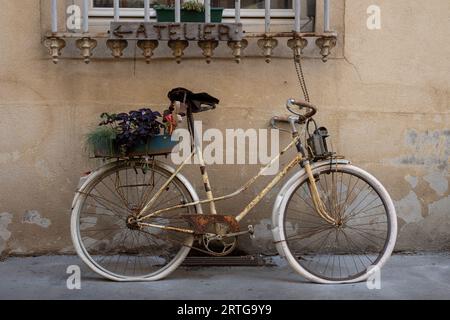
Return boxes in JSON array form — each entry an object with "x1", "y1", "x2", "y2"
[{"x1": 269, "y1": 118, "x2": 278, "y2": 129}]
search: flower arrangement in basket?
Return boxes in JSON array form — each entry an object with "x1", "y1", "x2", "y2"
[{"x1": 86, "y1": 107, "x2": 179, "y2": 158}]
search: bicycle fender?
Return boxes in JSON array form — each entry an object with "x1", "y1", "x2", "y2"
[
  {"x1": 71, "y1": 171, "x2": 99, "y2": 211},
  {"x1": 271, "y1": 159, "x2": 350, "y2": 258}
]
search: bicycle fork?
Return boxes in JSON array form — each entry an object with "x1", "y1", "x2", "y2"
[
  {"x1": 293, "y1": 128, "x2": 337, "y2": 226},
  {"x1": 303, "y1": 161, "x2": 337, "y2": 225}
]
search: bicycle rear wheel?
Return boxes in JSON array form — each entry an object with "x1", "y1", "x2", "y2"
[
  {"x1": 278, "y1": 164, "x2": 397, "y2": 284},
  {"x1": 71, "y1": 160, "x2": 197, "y2": 281}
]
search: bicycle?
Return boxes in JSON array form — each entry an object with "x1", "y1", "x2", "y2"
[{"x1": 71, "y1": 91, "x2": 397, "y2": 284}]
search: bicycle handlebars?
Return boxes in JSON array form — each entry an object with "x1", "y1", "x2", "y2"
[
  {"x1": 270, "y1": 99, "x2": 317, "y2": 129},
  {"x1": 286, "y1": 98, "x2": 317, "y2": 120}
]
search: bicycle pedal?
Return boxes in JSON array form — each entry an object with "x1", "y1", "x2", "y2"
[
  {"x1": 221, "y1": 225, "x2": 255, "y2": 239},
  {"x1": 248, "y1": 225, "x2": 256, "y2": 239}
]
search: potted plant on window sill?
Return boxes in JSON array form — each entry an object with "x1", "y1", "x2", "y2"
[{"x1": 154, "y1": 0, "x2": 224, "y2": 23}]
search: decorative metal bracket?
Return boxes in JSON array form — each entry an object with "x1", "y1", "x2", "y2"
[
  {"x1": 44, "y1": 37, "x2": 66, "y2": 64},
  {"x1": 257, "y1": 36, "x2": 278, "y2": 63},
  {"x1": 315, "y1": 36, "x2": 337, "y2": 62},
  {"x1": 45, "y1": 23, "x2": 337, "y2": 64},
  {"x1": 75, "y1": 37, "x2": 98, "y2": 64},
  {"x1": 227, "y1": 40, "x2": 248, "y2": 64},
  {"x1": 168, "y1": 40, "x2": 189, "y2": 64},
  {"x1": 106, "y1": 39, "x2": 128, "y2": 58},
  {"x1": 137, "y1": 40, "x2": 159, "y2": 64},
  {"x1": 287, "y1": 36, "x2": 308, "y2": 63},
  {"x1": 198, "y1": 40, "x2": 219, "y2": 64}
]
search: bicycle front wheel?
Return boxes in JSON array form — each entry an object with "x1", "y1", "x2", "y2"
[
  {"x1": 278, "y1": 164, "x2": 397, "y2": 284},
  {"x1": 71, "y1": 160, "x2": 197, "y2": 281}
]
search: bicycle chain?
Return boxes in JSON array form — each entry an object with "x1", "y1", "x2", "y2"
[{"x1": 137, "y1": 225, "x2": 231, "y2": 256}]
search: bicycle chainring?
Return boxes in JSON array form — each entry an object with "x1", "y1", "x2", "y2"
[
  {"x1": 202, "y1": 233, "x2": 237, "y2": 257},
  {"x1": 182, "y1": 214, "x2": 240, "y2": 256}
]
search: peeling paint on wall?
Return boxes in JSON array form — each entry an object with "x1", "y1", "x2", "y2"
[
  {"x1": 395, "y1": 191, "x2": 423, "y2": 224},
  {"x1": 0, "y1": 212, "x2": 13, "y2": 255},
  {"x1": 405, "y1": 175, "x2": 418, "y2": 189},
  {"x1": 424, "y1": 172, "x2": 448, "y2": 196},
  {"x1": 397, "y1": 195, "x2": 450, "y2": 251},
  {"x1": 22, "y1": 210, "x2": 52, "y2": 228},
  {"x1": 428, "y1": 196, "x2": 450, "y2": 217},
  {"x1": 391, "y1": 129, "x2": 450, "y2": 171}
]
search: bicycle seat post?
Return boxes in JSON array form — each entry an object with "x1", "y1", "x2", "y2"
[{"x1": 188, "y1": 107, "x2": 217, "y2": 215}]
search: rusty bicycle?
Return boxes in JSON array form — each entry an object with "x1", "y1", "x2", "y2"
[{"x1": 71, "y1": 90, "x2": 397, "y2": 284}]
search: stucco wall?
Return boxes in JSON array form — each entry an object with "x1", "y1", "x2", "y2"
[{"x1": 0, "y1": 0, "x2": 449, "y2": 256}]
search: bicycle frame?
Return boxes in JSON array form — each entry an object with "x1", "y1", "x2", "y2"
[{"x1": 136, "y1": 117, "x2": 337, "y2": 232}]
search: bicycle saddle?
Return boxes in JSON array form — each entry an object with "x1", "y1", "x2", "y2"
[{"x1": 168, "y1": 87, "x2": 219, "y2": 113}]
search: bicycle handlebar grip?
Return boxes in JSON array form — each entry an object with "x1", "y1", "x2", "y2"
[
  {"x1": 290, "y1": 99, "x2": 317, "y2": 119},
  {"x1": 272, "y1": 115, "x2": 290, "y2": 123},
  {"x1": 270, "y1": 115, "x2": 291, "y2": 129}
]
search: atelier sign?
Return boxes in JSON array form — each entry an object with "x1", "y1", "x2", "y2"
[{"x1": 109, "y1": 22, "x2": 244, "y2": 41}]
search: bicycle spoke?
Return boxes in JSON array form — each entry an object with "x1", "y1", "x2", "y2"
[
  {"x1": 283, "y1": 167, "x2": 391, "y2": 282},
  {"x1": 76, "y1": 162, "x2": 195, "y2": 279}
]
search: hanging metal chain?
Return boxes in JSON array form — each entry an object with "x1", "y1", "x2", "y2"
[{"x1": 294, "y1": 55, "x2": 310, "y2": 103}]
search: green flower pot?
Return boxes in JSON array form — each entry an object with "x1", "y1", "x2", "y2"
[
  {"x1": 92, "y1": 134, "x2": 179, "y2": 158},
  {"x1": 127, "y1": 135, "x2": 180, "y2": 157},
  {"x1": 155, "y1": 8, "x2": 224, "y2": 23}
]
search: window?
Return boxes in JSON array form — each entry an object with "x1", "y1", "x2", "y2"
[
  {"x1": 93, "y1": 0, "x2": 292, "y2": 8},
  {"x1": 90, "y1": 0, "x2": 314, "y2": 19},
  {"x1": 86, "y1": 0, "x2": 317, "y2": 33}
]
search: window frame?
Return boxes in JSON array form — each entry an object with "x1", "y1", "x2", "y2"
[{"x1": 88, "y1": 0, "x2": 296, "y2": 18}]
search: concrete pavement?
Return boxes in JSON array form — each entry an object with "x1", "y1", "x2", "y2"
[{"x1": 0, "y1": 253, "x2": 449, "y2": 300}]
